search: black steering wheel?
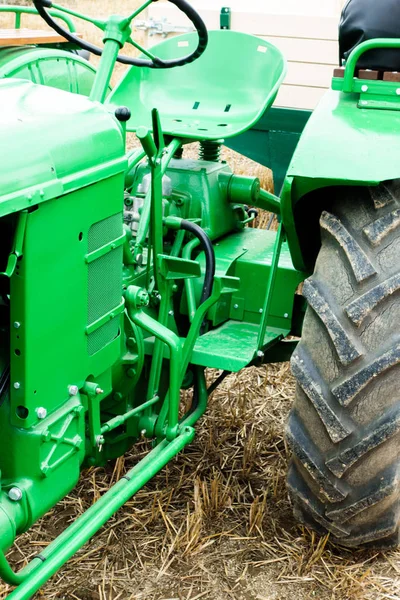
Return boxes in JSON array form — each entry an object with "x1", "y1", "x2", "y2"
[{"x1": 32, "y1": 0, "x2": 208, "y2": 68}]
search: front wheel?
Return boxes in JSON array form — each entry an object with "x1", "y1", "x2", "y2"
[{"x1": 287, "y1": 181, "x2": 400, "y2": 547}]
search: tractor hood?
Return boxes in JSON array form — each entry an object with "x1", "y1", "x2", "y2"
[{"x1": 0, "y1": 79, "x2": 126, "y2": 217}]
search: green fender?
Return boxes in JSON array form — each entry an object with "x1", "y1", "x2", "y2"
[
  {"x1": 0, "y1": 47, "x2": 98, "y2": 97},
  {"x1": 281, "y1": 88, "x2": 400, "y2": 271}
]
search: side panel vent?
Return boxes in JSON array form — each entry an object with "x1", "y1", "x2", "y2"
[{"x1": 87, "y1": 213, "x2": 123, "y2": 356}]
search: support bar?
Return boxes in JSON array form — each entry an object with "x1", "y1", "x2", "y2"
[{"x1": 5, "y1": 427, "x2": 195, "y2": 600}]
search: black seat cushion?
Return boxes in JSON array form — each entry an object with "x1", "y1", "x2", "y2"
[{"x1": 340, "y1": 0, "x2": 400, "y2": 71}]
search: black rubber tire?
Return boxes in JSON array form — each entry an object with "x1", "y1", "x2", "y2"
[{"x1": 286, "y1": 180, "x2": 400, "y2": 548}]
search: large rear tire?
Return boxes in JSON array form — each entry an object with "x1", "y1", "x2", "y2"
[{"x1": 287, "y1": 181, "x2": 400, "y2": 547}]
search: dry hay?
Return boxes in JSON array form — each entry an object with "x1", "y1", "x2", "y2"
[
  {"x1": 2, "y1": 365, "x2": 400, "y2": 600},
  {"x1": 1, "y1": 2, "x2": 400, "y2": 599}
]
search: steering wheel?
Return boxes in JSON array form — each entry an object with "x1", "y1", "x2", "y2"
[{"x1": 32, "y1": 0, "x2": 208, "y2": 68}]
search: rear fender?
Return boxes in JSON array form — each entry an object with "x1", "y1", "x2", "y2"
[
  {"x1": 281, "y1": 89, "x2": 400, "y2": 271},
  {"x1": 0, "y1": 47, "x2": 98, "y2": 96}
]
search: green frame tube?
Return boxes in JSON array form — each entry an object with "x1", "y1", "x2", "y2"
[
  {"x1": 343, "y1": 38, "x2": 400, "y2": 92},
  {"x1": 256, "y1": 223, "x2": 285, "y2": 350},
  {"x1": 4, "y1": 427, "x2": 195, "y2": 599},
  {"x1": 0, "y1": 6, "x2": 76, "y2": 32},
  {"x1": 128, "y1": 309, "x2": 182, "y2": 441}
]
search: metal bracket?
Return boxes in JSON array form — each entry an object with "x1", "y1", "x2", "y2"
[
  {"x1": 220, "y1": 7, "x2": 231, "y2": 30},
  {"x1": 134, "y1": 18, "x2": 195, "y2": 37}
]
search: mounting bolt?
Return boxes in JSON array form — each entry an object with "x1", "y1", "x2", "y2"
[
  {"x1": 168, "y1": 310, "x2": 174, "y2": 317},
  {"x1": 96, "y1": 435, "x2": 105, "y2": 448},
  {"x1": 396, "y1": 89, "x2": 400, "y2": 96},
  {"x1": 13, "y1": 322, "x2": 21, "y2": 329},
  {"x1": 361, "y1": 84, "x2": 368, "y2": 92},
  {"x1": 68, "y1": 385, "x2": 79, "y2": 397},
  {"x1": 257, "y1": 351, "x2": 264, "y2": 359},
  {"x1": 95, "y1": 387, "x2": 104, "y2": 395},
  {"x1": 36, "y1": 407, "x2": 47, "y2": 420},
  {"x1": 8, "y1": 487, "x2": 23, "y2": 502},
  {"x1": 13, "y1": 382, "x2": 20, "y2": 390},
  {"x1": 284, "y1": 313, "x2": 289, "y2": 319},
  {"x1": 259, "y1": 308, "x2": 263, "y2": 314},
  {"x1": 233, "y1": 304, "x2": 239, "y2": 310}
]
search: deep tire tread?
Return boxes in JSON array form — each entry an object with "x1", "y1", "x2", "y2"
[
  {"x1": 345, "y1": 273, "x2": 400, "y2": 326},
  {"x1": 290, "y1": 348, "x2": 354, "y2": 443},
  {"x1": 302, "y1": 279, "x2": 362, "y2": 365},
  {"x1": 332, "y1": 342, "x2": 400, "y2": 407},
  {"x1": 363, "y1": 208, "x2": 400, "y2": 246},
  {"x1": 287, "y1": 182, "x2": 400, "y2": 548},
  {"x1": 286, "y1": 412, "x2": 347, "y2": 503},
  {"x1": 320, "y1": 211, "x2": 377, "y2": 283}
]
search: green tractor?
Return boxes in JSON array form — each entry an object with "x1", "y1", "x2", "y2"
[{"x1": 1, "y1": 0, "x2": 400, "y2": 597}]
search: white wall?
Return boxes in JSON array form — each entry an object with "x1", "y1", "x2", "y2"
[{"x1": 147, "y1": 1, "x2": 345, "y2": 109}]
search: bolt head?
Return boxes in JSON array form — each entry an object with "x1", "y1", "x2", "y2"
[
  {"x1": 259, "y1": 308, "x2": 263, "y2": 314},
  {"x1": 284, "y1": 313, "x2": 289, "y2": 319},
  {"x1": 168, "y1": 310, "x2": 174, "y2": 317},
  {"x1": 36, "y1": 407, "x2": 47, "y2": 420},
  {"x1": 68, "y1": 385, "x2": 79, "y2": 397},
  {"x1": 13, "y1": 322, "x2": 21, "y2": 329},
  {"x1": 135, "y1": 253, "x2": 143, "y2": 266},
  {"x1": 396, "y1": 88, "x2": 400, "y2": 96},
  {"x1": 137, "y1": 289, "x2": 149, "y2": 307},
  {"x1": 13, "y1": 382, "x2": 20, "y2": 390},
  {"x1": 95, "y1": 387, "x2": 104, "y2": 395},
  {"x1": 233, "y1": 304, "x2": 239, "y2": 310},
  {"x1": 8, "y1": 487, "x2": 22, "y2": 502},
  {"x1": 257, "y1": 351, "x2": 264, "y2": 359},
  {"x1": 361, "y1": 84, "x2": 368, "y2": 92}
]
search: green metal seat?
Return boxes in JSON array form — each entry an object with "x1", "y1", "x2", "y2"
[{"x1": 108, "y1": 30, "x2": 286, "y2": 141}]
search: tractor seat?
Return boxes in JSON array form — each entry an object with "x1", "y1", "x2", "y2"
[{"x1": 108, "y1": 30, "x2": 286, "y2": 141}]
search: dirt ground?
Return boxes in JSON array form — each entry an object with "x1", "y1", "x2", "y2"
[{"x1": 2, "y1": 1, "x2": 400, "y2": 599}]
